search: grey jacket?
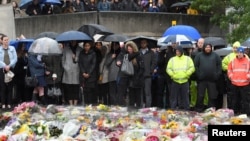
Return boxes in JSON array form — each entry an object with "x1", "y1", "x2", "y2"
[{"x1": 62, "y1": 45, "x2": 82, "y2": 84}]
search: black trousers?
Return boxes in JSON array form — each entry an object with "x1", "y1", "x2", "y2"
[
  {"x1": 196, "y1": 81, "x2": 218, "y2": 110},
  {"x1": 230, "y1": 84, "x2": 250, "y2": 114},
  {"x1": 0, "y1": 69, "x2": 13, "y2": 105}
]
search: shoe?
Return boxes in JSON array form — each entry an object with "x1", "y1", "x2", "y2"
[
  {"x1": 7, "y1": 105, "x2": 11, "y2": 109},
  {"x1": 2, "y1": 105, "x2": 5, "y2": 109}
]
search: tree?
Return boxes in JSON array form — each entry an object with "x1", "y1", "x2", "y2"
[{"x1": 191, "y1": 0, "x2": 250, "y2": 43}]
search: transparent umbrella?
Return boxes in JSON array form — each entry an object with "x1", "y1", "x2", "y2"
[{"x1": 28, "y1": 37, "x2": 62, "y2": 55}]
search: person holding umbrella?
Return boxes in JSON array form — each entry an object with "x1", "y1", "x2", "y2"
[
  {"x1": 139, "y1": 39, "x2": 157, "y2": 107},
  {"x1": 105, "y1": 42, "x2": 121, "y2": 105},
  {"x1": 62, "y1": 40, "x2": 82, "y2": 106}
]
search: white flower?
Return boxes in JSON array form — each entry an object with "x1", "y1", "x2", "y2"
[{"x1": 37, "y1": 126, "x2": 43, "y2": 134}]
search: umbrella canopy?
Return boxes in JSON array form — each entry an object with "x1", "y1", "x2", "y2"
[
  {"x1": 158, "y1": 37, "x2": 193, "y2": 50},
  {"x1": 56, "y1": 30, "x2": 93, "y2": 42},
  {"x1": 161, "y1": 34, "x2": 194, "y2": 44},
  {"x1": 9, "y1": 39, "x2": 34, "y2": 50},
  {"x1": 163, "y1": 25, "x2": 201, "y2": 41},
  {"x1": 78, "y1": 24, "x2": 113, "y2": 38},
  {"x1": 35, "y1": 31, "x2": 59, "y2": 39},
  {"x1": 20, "y1": 0, "x2": 61, "y2": 9},
  {"x1": 41, "y1": 0, "x2": 61, "y2": 4},
  {"x1": 170, "y1": 2, "x2": 189, "y2": 8},
  {"x1": 241, "y1": 38, "x2": 250, "y2": 47},
  {"x1": 214, "y1": 47, "x2": 232, "y2": 57},
  {"x1": 19, "y1": 0, "x2": 32, "y2": 9},
  {"x1": 204, "y1": 37, "x2": 227, "y2": 48},
  {"x1": 98, "y1": 34, "x2": 129, "y2": 42},
  {"x1": 125, "y1": 36, "x2": 158, "y2": 48},
  {"x1": 28, "y1": 37, "x2": 62, "y2": 55}
]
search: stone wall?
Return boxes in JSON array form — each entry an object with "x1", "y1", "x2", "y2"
[{"x1": 14, "y1": 11, "x2": 227, "y2": 39}]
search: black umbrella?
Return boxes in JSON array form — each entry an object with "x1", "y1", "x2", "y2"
[
  {"x1": 241, "y1": 38, "x2": 250, "y2": 47},
  {"x1": 78, "y1": 24, "x2": 113, "y2": 37},
  {"x1": 35, "y1": 31, "x2": 59, "y2": 39},
  {"x1": 98, "y1": 34, "x2": 129, "y2": 42},
  {"x1": 170, "y1": 2, "x2": 189, "y2": 8},
  {"x1": 204, "y1": 37, "x2": 227, "y2": 48},
  {"x1": 125, "y1": 36, "x2": 158, "y2": 48},
  {"x1": 214, "y1": 47, "x2": 232, "y2": 57}
]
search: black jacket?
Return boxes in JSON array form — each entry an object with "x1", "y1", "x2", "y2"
[{"x1": 78, "y1": 49, "x2": 97, "y2": 86}]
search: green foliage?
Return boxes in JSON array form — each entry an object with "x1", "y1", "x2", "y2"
[{"x1": 191, "y1": 0, "x2": 250, "y2": 43}]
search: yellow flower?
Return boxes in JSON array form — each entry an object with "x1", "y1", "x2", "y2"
[
  {"x1": 166, "y1": 110, "x2": 174, "y2": 114},
  {"x1": 230, "y1": 117, "x2": 243, "y2": 125}
]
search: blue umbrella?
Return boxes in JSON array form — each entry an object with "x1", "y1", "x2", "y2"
[
  {"x1": 20, "y1": 0, "x2": 61, "y2": 9},
  {"x1": 56, "y1": 30, "x2": 93, "y2": 42},
  {"x1": 163, "y1": 25, "x2": 201, "y2": 41},
  {"x1": 19, "y1": 0, "x2": 33, "y2": 9},
  {"x1": 9, "y1": 39, "x2": 34, "y2": 51},
  {"x1": 41, "y1": 0, "x2": 61, "y2": 4}
]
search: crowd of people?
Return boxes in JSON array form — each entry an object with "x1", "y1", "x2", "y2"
[
  {"x1": 0, "y1": 32, "x2": 250, "y2": 116},
  {"x1": 10, "y1": 0, "x2": 168, "y2": 17}
]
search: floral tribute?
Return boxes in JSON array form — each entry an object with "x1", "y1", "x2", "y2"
[{"x1": 0, "y1": 103, "x2": 249, "y2": 141}]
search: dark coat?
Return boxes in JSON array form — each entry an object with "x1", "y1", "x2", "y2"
[
  {"x1": 26, "y1": 3, "x2": 42, "y2": 16},
  {"x1": 78, "y1": 48, "x2": 97, "y2": 87},
  {"x1": 194, "y1": 49, "x2": 222, "y2": 82},
  {"x1": 129, "y1": 52, "x2": 145, "y2": 88},
  {"x1": 28, "y1": 55, "x2": 45, "y2": 77},
  {"x1": 42, "y1": 55, "x2": 63, "y2": 85},
  {"x1": 139, "y1": 49, "x2": 157, "y2": 78}
]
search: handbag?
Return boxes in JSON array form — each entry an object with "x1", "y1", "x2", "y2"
[
  {"x1": 4, "y1": 71, "x2": 15, "y2": 83},
  {"x1": 25, "y1": 76, "x2": 38, "y2": 87},
  {"x1": 47, "y1": 86, "x2": 62, "y2": 97},
  {"x1": 121, "y1": 54, "x2": 134, "y2": 75}
]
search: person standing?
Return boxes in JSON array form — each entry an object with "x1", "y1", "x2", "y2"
[
  {"x1": 42, "y1": 55, "x2": 64, "y2": 104},
  {"x1": 78, "y1": 41, "x2": 97, "y2": 105},
  {"x1": 221, "y1": 41, "x2": 248, "y2": 109},
  {"x1": 25, "y1": 0, "x2": 42, "y2": 16},
  {"x1": 105, "y1": 42, "x2": 121, "y2": 105},
  {"x1": 62, "y1": 41, "x2": 82, "y2": 106},
  {"x1": 28, "y1": 54, "x2": 47, "y2": 105},
  {"x1": 0, "y1": 35, "x2": 17, "y2": 109},
  {"x1": 94, "y1": 42, "x2": 109, "y2": 104},
  {"x1": 139, "y1": 39, "x2": 157, "y2": 107},
  {"x1": 13, "y1": 42, "x2": 29, "y2": 104},
  {"x1": 126, "y1": 41, "x2": 144, "y2": 109},
  {"x1": 166, "y1": 46, "x2": 195, "y2": 110},
  {"x1": 227, "y1": 47, "x2": 250, "y2": 115},
  {"x1": 194, "y1": 43, "x2": 222, "y2": 112}
]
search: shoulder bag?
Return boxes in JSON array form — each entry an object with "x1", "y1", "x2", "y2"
[{"x1": 121, "y1": 54, "x2": 134, "y2": 75}]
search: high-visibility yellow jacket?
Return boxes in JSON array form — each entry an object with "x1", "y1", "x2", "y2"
[
  {"x1": 166, "y1": 55, "x2": 195, "y2": 84},
  {"x1": 222, "y1": 52, "x2": 249, "y2": 71}
]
